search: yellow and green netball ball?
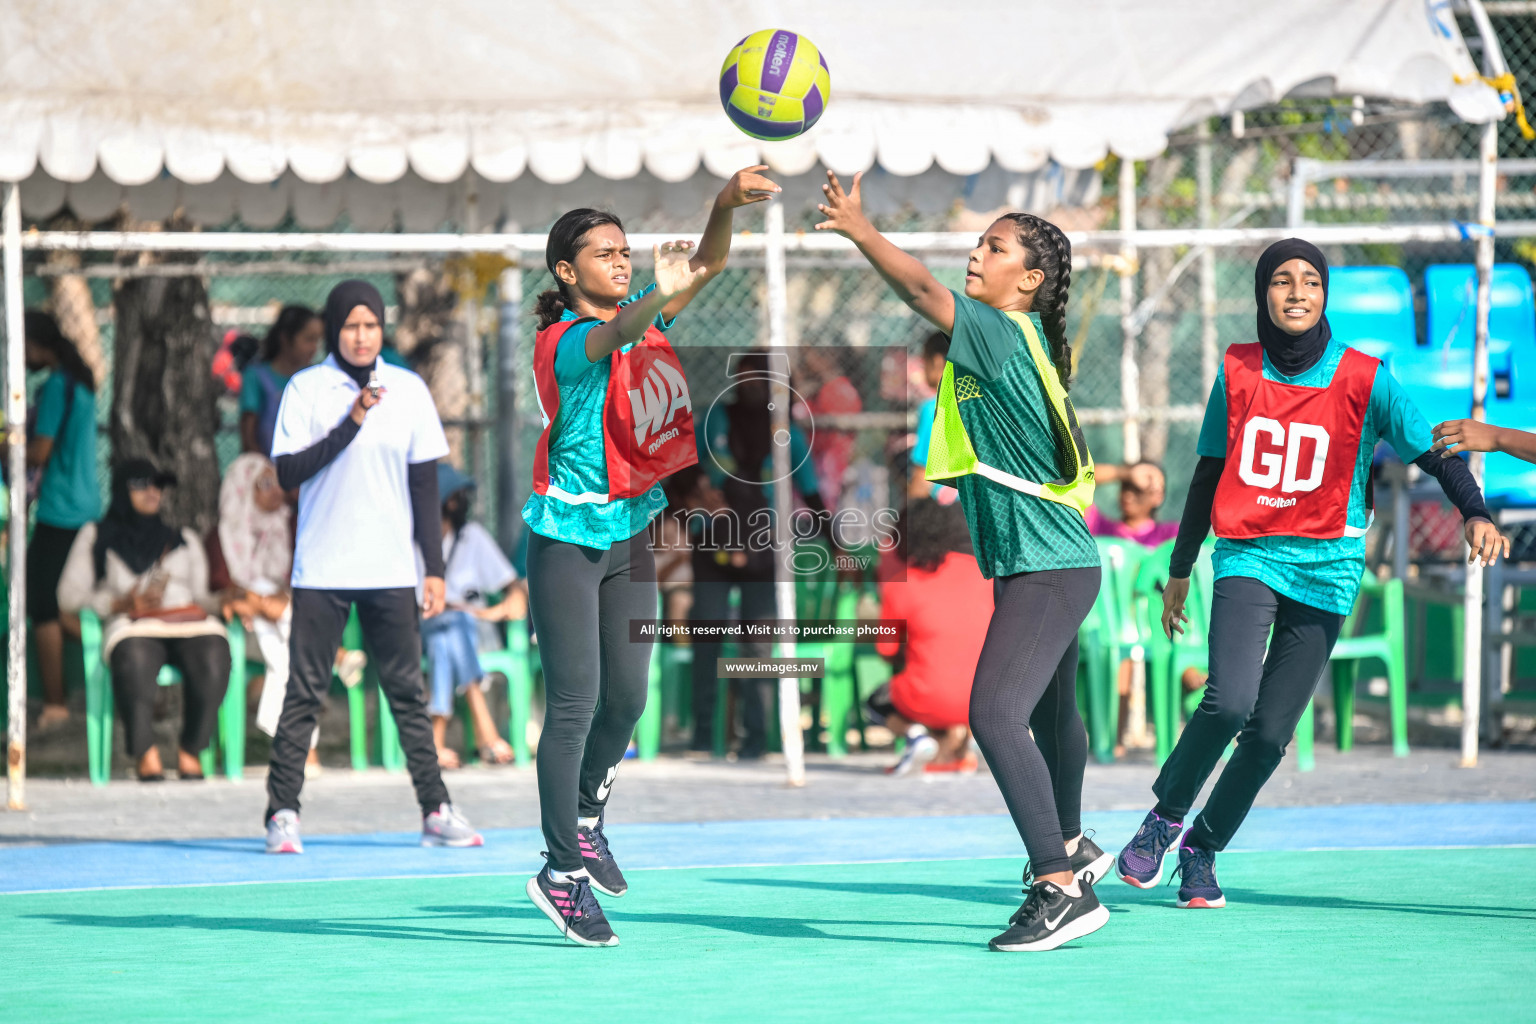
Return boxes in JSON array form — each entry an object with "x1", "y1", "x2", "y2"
[{"x1": 719, "y1": 29, "x2": 830, "y2": 141}]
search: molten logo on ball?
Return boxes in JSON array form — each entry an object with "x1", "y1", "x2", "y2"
[{"x1": 719, "y1": 28, "x2": 831, "y2": 141}]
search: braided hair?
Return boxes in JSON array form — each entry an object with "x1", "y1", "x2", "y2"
[
  {"x1": 535, "y1": 208, "x2": 625, "y2": 330},
  {"x1": 995, "y1": 213, "x2": 1073, "y2": 390}
]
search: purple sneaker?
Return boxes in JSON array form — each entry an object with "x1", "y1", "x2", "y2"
[
  {"x1": 1175, "y1": 844, "x2": 1225, "y2": 908},
  {"x1": 1116, "y1": 810, "x2": 1184, "y2": 889}
]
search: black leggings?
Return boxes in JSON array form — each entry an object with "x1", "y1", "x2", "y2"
[
  {"x1": 969, "y1": 565, "x2": 1099, "y2": 877},
  {"x1": 111, "y1": 634, "x2": 231, "y2": 760},
  {"x1": 527, "y1": 530, "x2": 656, "y2": 872},
  {"x1": 1153, "y1": 575, "x2": 1344, "y2": 851},
  {"x1": 266, "y1": 587, "x2": 450, "y2": 820}
]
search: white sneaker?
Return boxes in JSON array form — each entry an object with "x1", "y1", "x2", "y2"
[
  {"x1": 886, "y1": 733, "x2": 939, "y2": 776},
  {"x1": 266, "y1": 809, "x2": 304, "y2": 854},
  {"x1": 422, "y1": 802, "x2": 484, "y2": 847}
]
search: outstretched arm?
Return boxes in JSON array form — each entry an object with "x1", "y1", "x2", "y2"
[
  {"x1": 1433, "y1": 419, "x2": 1536, "y2": 466},
  {"x1": 583, "y1": 242, "x2": 707, "y2": 363},
  {"x1": 661, "y1": 166, "x2": 780, "y2": 320},
  {"x1": 1414, "y1": 451, "x2": 1508, "y2": 566},
  {"x1": 815, "y1": 170, "x2": 955, "y2": 334}
]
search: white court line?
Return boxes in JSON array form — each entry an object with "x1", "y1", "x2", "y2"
[{"x1": 3, "y1": 843, "x2": 1532, "y2": 897}]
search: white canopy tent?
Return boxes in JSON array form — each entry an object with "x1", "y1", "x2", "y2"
[{"x1": 1, "y1": 0, "x2": 1512, "y2": 802}]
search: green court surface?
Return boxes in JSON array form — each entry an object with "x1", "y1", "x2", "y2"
[{"x1": 5, "y1": 847, "x2": 1533, "y2": 1023}]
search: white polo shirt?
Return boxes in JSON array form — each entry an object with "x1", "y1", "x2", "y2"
[{"x1": 272, "y1": 355, "x2": 449, "y2": 590}]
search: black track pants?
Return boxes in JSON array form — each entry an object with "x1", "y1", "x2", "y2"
[
  {"x1": 111, "y1": 634, "x2": 231, "y2": 760},
  {"x1": 527, "y1": 530, "x2": 656, "y2": 872},
  {"x1": 968, "y1": 565, "x2": 1099, "y2": 878},
  {"x1": 265, "y1": 587, "x2": 450, "y2": 820},
  {"x1": 1152, "y1": 575, "x2": 1344, "y2": 851}
]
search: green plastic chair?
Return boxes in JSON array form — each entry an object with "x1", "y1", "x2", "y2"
[
  {"x1": 1075, "y1": 537, "x2": 1148, "y2": 762},
  {"x1": 1133, "y1": 538, "x2": 1216, "y2": 765},
  {"x1": 80, "y1": 609, "x2": 248, "y2": 786},
  {"x1": 473, "y1": 615, "x2": 536, "y2": 766},
  {"x1": 1295, "y1": 571, "x2": 1409, "y2": 770}
]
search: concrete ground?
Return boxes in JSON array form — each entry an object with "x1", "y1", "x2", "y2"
[{"x1": 4, "y1": 744, "x2": 1534, "y2": 845}]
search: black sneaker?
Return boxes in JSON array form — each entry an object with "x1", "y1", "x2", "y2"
[
  {"x1": 526, "y1": 865, "x2": 619, "y2": 947},
  {"x1": 578, "y1": 817, "x2": 628, "y2": 898},
  {"x1": 1174, "y1": 843, "x2": 1226, "y2": 908},
  {"x1": 990, "y1": 879, "x2": 1110, "y2": 952},
  {"x1": 1021, "y1": 831, "x2": 1115, "y2": 888}
]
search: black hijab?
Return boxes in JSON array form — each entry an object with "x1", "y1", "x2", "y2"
[
  {"x1": 1254, "y1": 238, "x2": 1331, "y2": 377},
  {"x1": 94, "y1": 458, "x2": 184, "y2": 581},
  {"x1": 323, "y1": 279, "x2": 385, "y2": 388}
]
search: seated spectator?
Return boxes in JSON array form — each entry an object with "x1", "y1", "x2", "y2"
[
  {"x1": 417, "y1": 463, "x2": 525, "y2": 769},
  {"x1": 908, "y1": 331, "x2": 957, "y2": 504},
  {"x1": 57, "y1": 460, "x2": 231, "y2": 781},
  {"x1": 206, "y1": 453, "x2": 324, "y2": 775},
  {"x1": 797, "y1": 346, "x2": 862, "y2": 506},
  {"x1": 23, "y1": 310, "x2": 102, "y2": 731},
  {"x1": 240, "y1": 305, "x2": 321, "y2": 456},
  {"x1": 869, "y1": 499, "x2": 991, "y2": 774},
  {"x1": 1086, "y1": 462, "x2": 1179, "y2": 548}
]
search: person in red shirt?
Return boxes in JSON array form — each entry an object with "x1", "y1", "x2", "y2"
[{"x1": 868, "y1": 499, "x2": 993, "y2": 774}]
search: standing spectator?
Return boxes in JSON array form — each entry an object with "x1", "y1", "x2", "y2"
[
  {"x1": 205, "y1": 453, "x2": 322, "y2": 775},
  {"x1": 24, "y1": 310, "x2": 101, "y2": 731},
  {"x1": 263, "y1": 279, "x2": 480, "y2": 854},
  {"x1": 57, "y1": 460, "x2": 231, "y2": 781},
  {"x1": 908, "y1": 331, "x2": 957, "y2": 503},
  {"x1": 798, "y1": 346, "x2": 862, "y2": 507},
  {"x1": 417, "y1": 462, "x2": 524, "y2": 769},
  {"x1": 1085, "y1": 462, "x2": 1179, "y2": 548},
  {"x1": 870, "y1": 499, "x2": 991, "y2": 774},
  {"x1": 687, "y1": 353, "x2": 824, "y2": 759},
  {"x1": 240, "y1": 305, "x2": 321, "y2": 456}
]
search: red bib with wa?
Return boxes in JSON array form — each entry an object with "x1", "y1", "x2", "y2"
[
  {"x1": 531, "y1": 319, "x2": 698, "y2": 503},
  {"x1": 1211, "y1": 343, "x2": 1377, "y2": 540}
]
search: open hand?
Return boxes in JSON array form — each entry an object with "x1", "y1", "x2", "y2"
[
  {"x1": 1161, "y1": 576, "x2": 1191, "y2": 640},
  {"x1": 653, "y1": 241, "x2": 708, "y2": 298},
  {"x1": 1466, "y1": 519, "x2": 1510, "y2": 567},
  {"x1": 1432, "y1": 418, "x2": 1499, "y2": 457},
  {"x1": 815, "y1": 170, "x2": 870, "y2": 240},
  {"x1": 718, "y1": 165, "x2": 780, "y2": 209}
]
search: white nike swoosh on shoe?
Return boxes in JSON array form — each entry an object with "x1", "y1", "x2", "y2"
[{"x1": 1044, "y1": 907, "x2": 1070, "y2": 931}]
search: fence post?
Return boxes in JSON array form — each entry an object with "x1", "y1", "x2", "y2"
[
  {"x1": 765, "y1": 201, "x2": 805, "y2": 788},
  {"x1": 1463, "y1": 116, "x2": 1498, "y2": 768},
  {"x1": 4, "y1": 182, "x2": 26, "y2": 810},
  {"x1": 1118, "y1": 158, "x2": 1141, "y2": 463},
  {"x1": 496, "y1": 252, "x2": 523, "y2": 554},
  {"x1": 1197, "y1": 121, "x2": 1218, "y2": 395}
]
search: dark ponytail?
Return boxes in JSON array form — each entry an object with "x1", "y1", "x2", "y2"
[
  {"x1": 261, "y1": 304, "x2": 319, "y2": 362},
  {"x1": 997, "y1": 212, "x2": 1073, "y2": 390},
  {"x1": 24, "y1": 310, "x2": 96, "y2": 393},
  {"x1": 535, "y1": 208, "x2": 626, "y2": 330}
]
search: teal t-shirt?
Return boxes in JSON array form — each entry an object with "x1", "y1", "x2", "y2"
[
  {"x1": 33, "y1": 370, "x2": 100, "y2": 529},
  {"x1": 521, "y1": 286, "x2": 673, "y2": 549},
  {"x1": 945, "y1": 293, "x2": 1100, "y2": 578},
  {"x1": 1197, "y1": 339, "x2": 1433, "y2": 615},
  {"x1": 238, "y1": 361, "x2": 290, "y2": 415}
]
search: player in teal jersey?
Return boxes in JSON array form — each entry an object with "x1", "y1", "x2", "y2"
[{"x1": 1117, "y1": 239, "x2": 1508, "y2": 909}]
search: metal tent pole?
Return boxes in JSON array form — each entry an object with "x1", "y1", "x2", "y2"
[
  {"x1": 4, "y1": 182, "x2": 26, "y2": 810},
  {"x1": 765, "y1": 201, "x2": 805, "y2": 787},
  {"x1": 496, "y1": 252, "x2": 523, "y2": 553},
  {"x1": 1118, "y1": 159, "x2": 1141, "y2": 463},
  {"x1": 1462, "y1": 0, "x2": 1505, "y2": 768}
]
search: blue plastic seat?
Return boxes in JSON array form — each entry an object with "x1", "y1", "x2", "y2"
[
  {"x1": 1327, "y1": 266, "x2": 1415, "y2": 375},
  {"x1": 1418, "y1": 264, "x2": 1536, "y2": 506}
]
